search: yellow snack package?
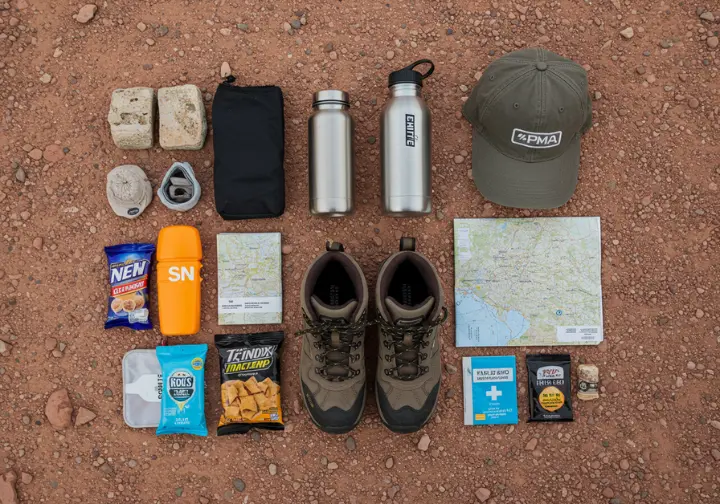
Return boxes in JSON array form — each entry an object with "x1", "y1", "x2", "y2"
[{"x1": 215, "y1": 332, "x2": 284, "y2": 434}]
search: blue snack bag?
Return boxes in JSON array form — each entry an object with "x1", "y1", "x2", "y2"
[
  {"x1": 105, "y1": 243, "x2": 155, "y2": 330},
  {"x1": 156, "y1": 344, "x2": 208, "y2": 436}
]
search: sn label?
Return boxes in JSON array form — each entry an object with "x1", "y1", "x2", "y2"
[{"x1": 168, "y1": 266, "x2": 195, "y2": 282}]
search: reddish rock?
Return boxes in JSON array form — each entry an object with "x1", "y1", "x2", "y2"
[
  {"x1": 75, "y1": 4, "x2": 97, "y2": 23},
  {"x1": 43, "y1": 145, "x2": 64, "y2": 163},
  {"x1": 45, "y1": 389, "x2": 73, "y2": 429},
  {"x1": 75, "y1": 407, "x2": 97, "y2": 426},
  {"x1": 0, "y1": 471, "x2": 18, "y2": 504},
  {"x1": 475, "y1": 488, "x2": 491, "y2": 502}
]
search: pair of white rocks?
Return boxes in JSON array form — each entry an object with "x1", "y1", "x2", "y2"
[{"x1": 108, "y1": 85, "x2": 207, "y2": 150}]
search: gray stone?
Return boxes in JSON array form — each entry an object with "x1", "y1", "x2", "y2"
[
  {"x1": 158, "y1": 85, "x2": 207, "y2": 150},
  {"x1": 108, "y1": 87, "x2": 155, "y2": 149},
  {"x1": 699, "y1": 12, "x2": 715, "y2": 22}
]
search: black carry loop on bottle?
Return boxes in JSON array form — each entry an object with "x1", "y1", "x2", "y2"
[{"x1": 212, "y1": 76, "x2": 285, "y2": 219}]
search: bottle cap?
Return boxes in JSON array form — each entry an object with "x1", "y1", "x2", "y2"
[
  {"x1": 156, "y1": 225, "x2": 202, "y2": 262},
  {"x1": 388, "y1": 59, "x2": 435, "y2": 87},
  {"x1": 312, "y1": 90, "x2": 349, "y2": 107}
]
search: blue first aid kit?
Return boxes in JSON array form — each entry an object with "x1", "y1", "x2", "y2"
[{"x1": 462, "y1": 355, "x2": 518, "y2": 426}]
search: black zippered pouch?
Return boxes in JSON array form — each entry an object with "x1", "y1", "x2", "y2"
[{"x1": 212, "y1": 78, "x2": 285, "y2": 219}]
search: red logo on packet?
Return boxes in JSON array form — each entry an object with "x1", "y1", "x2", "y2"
[{"x1": 111, "y1": 278, "x2": 148, "y2": 297}]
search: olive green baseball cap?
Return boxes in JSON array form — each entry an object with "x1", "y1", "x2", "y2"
[{"x1": 462, "y1": 48, "x2": 593, "y2": 209}]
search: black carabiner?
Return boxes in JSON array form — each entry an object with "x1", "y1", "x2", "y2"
[{"x1": 407, "y1": 59, "x2": 435, "y2": 80}]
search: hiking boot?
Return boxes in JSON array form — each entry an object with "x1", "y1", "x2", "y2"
[
  {"x1": 375, "y1": 238, "x2": 447, "y2": 433},
  {"x1": 298, "y1": 242, "x2": 368, "y2": 434}
]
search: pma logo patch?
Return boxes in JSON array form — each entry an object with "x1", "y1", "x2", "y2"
[{"x1": 511, "y1": 128, "x2": 562, "y2": 149}]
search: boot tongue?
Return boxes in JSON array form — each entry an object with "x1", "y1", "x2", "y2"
[
  {"x1": 385, "y1": 296, "x2": 435, "y2": 325},
  {"x1": 310, "y1": 296, "x2": 358, "y2": 322},
  {"x1": 310, "y1": 296, "x2": 358, "y2": 378},
  {"x1": 384, "y1": 296, "x2": 435, "y2": 378}
]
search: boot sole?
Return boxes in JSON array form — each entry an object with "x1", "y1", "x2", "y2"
[{"x1": 301, "y1": 387, "x2": 366, "y2": 435}]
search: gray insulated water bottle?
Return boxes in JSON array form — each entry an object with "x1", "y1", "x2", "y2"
[
  {"x1": 381, "y1": 59, "x2": 435, "y2": 216},
  {"x1": 308, "y1": 90, "x2": 354, "y2": 216}
]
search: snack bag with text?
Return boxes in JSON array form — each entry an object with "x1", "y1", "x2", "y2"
[
  {"x1": 215, "y1": 332, "x2": 284, "y2": 435},
  {"x1": 105, "y1": 243, "x2": 155, "y2": 330},
  {"x1": 156, "y1": 344, "x2": 208, "y2": 436}
]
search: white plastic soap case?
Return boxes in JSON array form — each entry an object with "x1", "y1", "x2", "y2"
[{"x1": 122, "y1": 349, "x2": 162, "y2": 428}]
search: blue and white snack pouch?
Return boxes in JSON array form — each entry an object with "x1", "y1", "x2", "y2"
[
  {"x1": 104, "y1": 243, "x2": 155, "y2": 330},
  {"x1": 156, "y1": 344, "x2": 208, "y2": 436}
]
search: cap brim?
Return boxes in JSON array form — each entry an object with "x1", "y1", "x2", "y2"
[{"x1": 471, "y1": 129, "x2": 580, "y2": 209}]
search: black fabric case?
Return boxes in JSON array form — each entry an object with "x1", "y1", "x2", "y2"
[{"x1": 212, "y1": 81, "x2": 285, "y2": 219}]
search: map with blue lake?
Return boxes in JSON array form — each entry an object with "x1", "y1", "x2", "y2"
[{"x1": 454, "y1": 218, "x2": 603, "y2": 347}]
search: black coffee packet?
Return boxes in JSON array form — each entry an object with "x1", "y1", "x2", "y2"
[{"x1": 526, "y1": 354, "x2": 573, "y2": 422}]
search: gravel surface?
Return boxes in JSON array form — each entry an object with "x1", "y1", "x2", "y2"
[{"x1": 0, "y1": 1, "x2": 719, "y2": 503}]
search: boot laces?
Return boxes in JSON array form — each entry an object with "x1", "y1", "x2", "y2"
[
  {"x1": 377, "y1": 307, "x2": 448, "y2": 381},
  {"x1": 297, "y1": 312, "x2": 366, "y2": 382}
]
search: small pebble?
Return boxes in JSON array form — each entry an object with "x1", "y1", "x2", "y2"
[
  {"x1": 268, "y1": 463, "x2": 277, "y2": 475},
  {"x1": 619, "y1": 27, "x2": 634, "y2": 39},
  {"x1": 221, "y1": 62, "x2": 232, "y2": 78},
  {"x1": 417, "y1": 433, "x2": 431, "y2": 451},
  {"x1": 475, "y1": 488, "x2": 491, "y2": 502},
  {"x1": 385, "y1": 456, "x2": 394, "y2": 468},
  {"x1": 233, "y1": 478, "x2": 245, "y2": 492}
]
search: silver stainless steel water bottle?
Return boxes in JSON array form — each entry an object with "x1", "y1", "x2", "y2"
[
  {"x1": 381, "y1": 59, "x2": 435, "y2": 216},
  {"x1": 308, "y1": 90, "x2": 354, "y2": 216}
]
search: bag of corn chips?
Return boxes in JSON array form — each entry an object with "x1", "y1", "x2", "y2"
[{"x1": 215, "y1": 332, "x2": 284, "y2": 435}]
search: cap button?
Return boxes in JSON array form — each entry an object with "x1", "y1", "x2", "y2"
[{"x1": 536, "y1": 62, "x2": 548, "y2": 71}]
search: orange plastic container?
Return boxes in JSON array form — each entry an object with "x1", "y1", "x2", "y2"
[{"x1": 156, "y1": 225, "x2": 202, "y2": 336}]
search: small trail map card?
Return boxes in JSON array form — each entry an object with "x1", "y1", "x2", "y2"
[
  {"x1": 462, "y1": 356, "x2": 518, "y2": 426},
  {"x1": 217, "y1": 233, "x2": 282, "y2": 325}
]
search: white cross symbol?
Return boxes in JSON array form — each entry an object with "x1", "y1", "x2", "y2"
[{"x1": 486, "y1": 385, "x2": 502, "y2": 401}]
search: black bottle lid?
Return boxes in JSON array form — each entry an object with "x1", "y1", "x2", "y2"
[{"x1": 388, "y1": 59, "x2": 435, "y2": 87}]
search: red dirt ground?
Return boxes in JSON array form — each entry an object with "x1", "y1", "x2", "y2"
[{"x1": 1, "y1": 0, "x2": 719, "y2": 503}]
